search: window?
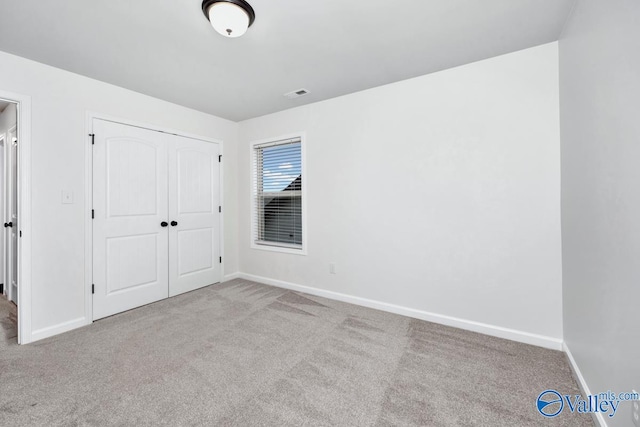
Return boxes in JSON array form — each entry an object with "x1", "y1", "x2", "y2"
[{"x1": 251, "y1": 136, "x2": 305, "y2": 253}]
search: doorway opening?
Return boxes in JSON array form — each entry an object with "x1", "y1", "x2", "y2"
[{"x1": 0, "y1": 99, "x2": 18, "y2": 346}]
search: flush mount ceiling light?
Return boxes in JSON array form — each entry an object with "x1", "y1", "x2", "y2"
[{"x1": 202, "y1": 0, "x2": 256, "y2": 38}]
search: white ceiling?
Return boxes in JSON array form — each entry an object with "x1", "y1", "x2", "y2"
[{"x1": 0, "y1": 0, "x2": 574, "y2": 121}]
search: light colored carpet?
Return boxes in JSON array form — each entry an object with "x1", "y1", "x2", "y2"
[{"x1": 0, "y1": 279, "x2": 592, "y2": 426}]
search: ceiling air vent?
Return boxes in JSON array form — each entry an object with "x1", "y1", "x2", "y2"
[{"x1": 284, "y1": 89, "x2": 310, "y2": 99}]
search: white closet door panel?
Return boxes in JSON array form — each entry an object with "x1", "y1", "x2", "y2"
[
  {"x1": 93, "y1": 119, "x2": 169, "y2": 320},
  {"x1": 177, "y1": 149, "x2": 213, "y2": 214},
  {"x1": 177, "y1": 228, "x2": 213, "y2": 275},
  {"x1": 106, "y1": 233, "x2": 159, "y2": 293},
  {"x1": 168, "y1": 136, "x2": 220, "y2": 297},
  {"x1": 107, "y1": 139, "x2": 159, "y2": 217}
]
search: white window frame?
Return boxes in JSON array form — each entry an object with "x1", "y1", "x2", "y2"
[{"x1": 250, "y1": 133, "x2": 307, "y2": 255}]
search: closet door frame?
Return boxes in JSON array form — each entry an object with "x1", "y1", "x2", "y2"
[{"x1": 84, "y1": 112, "x2": 225, "y2": 324}]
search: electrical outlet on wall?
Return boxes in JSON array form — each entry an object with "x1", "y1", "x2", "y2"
[
  {"x1": 61, "y1": 190, "x2": 73, "y2": 204},
  {"x1": 632, "y1": 390, "x2": 639, "y2": 427}
]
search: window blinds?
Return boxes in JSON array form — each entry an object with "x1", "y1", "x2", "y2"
[{"x1": 253, "y1": 138, "x2": 302, "y2": 248}]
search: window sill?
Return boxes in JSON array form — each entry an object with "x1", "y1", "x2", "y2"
[{"x1": 251, "y1": 242, "x2": 307, "y2": 256}]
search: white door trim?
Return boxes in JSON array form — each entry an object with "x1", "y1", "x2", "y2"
[
  {"x1": 0, "y1": 135, "x2": 5, "y2": 299},
  {"x1": 7, "y1": 125, "x2": 17, "y2": 305},
  {"x1": 0, "y1": 90, "x2": 32, "y2": 344},
  {"x1": 84, "y1": 111, "x2": 225, "y2": 323}
]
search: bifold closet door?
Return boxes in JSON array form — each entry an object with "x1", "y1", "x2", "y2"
[
  {"x1": 168, "y1": 134, "x2": 221, "y2": 297},
  {"x1": 93, "y1": 120, "x2": 170, "y2": 320}
]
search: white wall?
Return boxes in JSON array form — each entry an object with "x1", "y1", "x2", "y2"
[
  {"x1": 0, "y1": 51, "x2": 239, "y2": 341},
  {"x1": 560, "y1": 1, "x2": 640, "y2": 425},
  {"x1": 238, "y1": 43, "x2": 563, "y2": 347}
]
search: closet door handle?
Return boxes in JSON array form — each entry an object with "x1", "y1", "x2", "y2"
[
  {"x1": 3, "y1": 222, "x2": 12, "y2": 228},
  {"x1": 170, "y1": 221, "x2": 178, "y2": 227},
  {"x1": 160, "y1": 221, "x2": 168, "y2": 227}
]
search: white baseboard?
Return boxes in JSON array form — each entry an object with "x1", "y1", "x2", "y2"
[
  {"x1": 237, "y1": 273, "x2": 563, "y2": 351},
  {"x1": 563, "y1": 342, "x2": 607, "y2": 427},
  {"x1": 30, "y1": 317, "x2": 89, "y2": 343},
  {"x1": 223, "y1": 272, "x2": 240, "y2": 282}
]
